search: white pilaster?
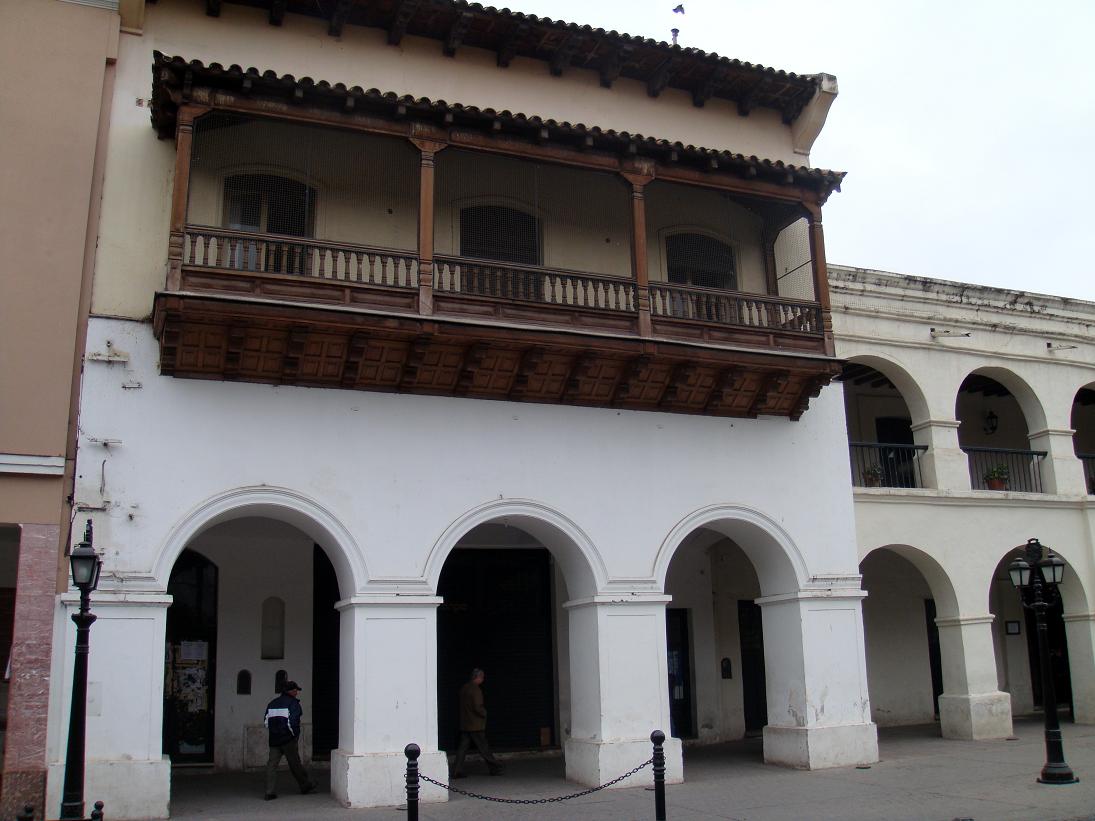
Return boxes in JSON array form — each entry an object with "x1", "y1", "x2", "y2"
[
  {"x1": 330, "y1": 596, "x2": 447, "y2": 808},
  {"x1": 756, "y1": 589, "x2": 878, "y2": 769},
  {"x1": 562, "y1": 595, "x2": 683, "y2": 788},
  {"x1": 46, "y1": 592, "x2": 173, "y2": 821},
  {"x1": 935, "y1": 614, "x2": 1013, "y2": 739},
  {"x1": 910, "y1": 419, "x2": 970, "y2": 491},
  {"x1": 1063, "y1": 612, "x2": 1095, "y2": 724},
  {"x1": 1028, "y1": 429, "x2": 1088, "y2": 496}
]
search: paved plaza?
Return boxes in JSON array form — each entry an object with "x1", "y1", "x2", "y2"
[{"x1": 169, "y1": 719, "x2": 1095, "y2": 821}]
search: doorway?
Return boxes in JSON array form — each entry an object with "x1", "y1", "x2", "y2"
[
  {"x1": 666, "y1": 608, "x2": 695, "y2": 738},
  {"x1": 738, "y1": 600, "x2": 767, "y2": 734}
]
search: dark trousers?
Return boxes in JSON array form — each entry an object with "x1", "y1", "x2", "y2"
[
  {"x1": 452, "y1": 730, "x2": 502, "y2": 774},
  {"x1": 265, "y1": 740, "x2": 311, "y2": 795}
]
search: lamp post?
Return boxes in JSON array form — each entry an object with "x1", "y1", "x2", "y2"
[
  {"x1": 1007, "y1": 538, "x2": 1078, "y2": 785},
  {"x1": 61, "y1": 519, "x2": 103, "y2": 820}
]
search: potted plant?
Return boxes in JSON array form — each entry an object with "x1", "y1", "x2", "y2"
[
  {"x1": 984, "y1": 464, "x2": 1010, "y2": 491},
  {"x1": 863, "y1": 464, "x2": 884, "y2": 487}
]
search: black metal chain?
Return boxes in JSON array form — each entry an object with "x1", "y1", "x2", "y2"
[{"x1": 419, "y1": 758, "x2": 653, "y2": 804}]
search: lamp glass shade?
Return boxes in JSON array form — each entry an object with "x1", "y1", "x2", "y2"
[
  {"x1": 1042, "y1": 552, "x2": 1066, "y2": 585},
  {"x1": 69, "y1": 547, "x2": 99, "y2": 589},
  {"x1": 1008, "y1": 556, "x2": 1031, "y2": 588}
]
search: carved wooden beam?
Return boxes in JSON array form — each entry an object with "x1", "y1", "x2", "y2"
[
  {"x1": 206, "y1": 0, "x2": 221, "y2": 17},
  {"x1": 328, "y1": 0, "x2": 352, "y2": 37},
  {"x1": 268, "y1": 0, "x2": 286, "y2": 27},
  {"x1": 341, "y1": 332, "x2": 369, "y2": 388},
  {"x1": 399, "y1": 335, "x2": 432, "y2": 387},
  {"x1": 549, "y1": 34, "x2": 582, "y2": 77},
  {"x1": 693, "y1": 66, "x2": 730, "y2": 107},
  {"x1": 280, "y1": 327, "x2": 308, "y2": 383},
  {"x1": 790, "y1": 374, "x2": 829, "y2": 421},
  {"x1": 444, "y1": 11, "x2": 474, "y2": 57},
  {"x1": 748, "y1": 370, "x2": 788, "y2": 416},
  {"x1": 158, "y1": 315, "x2": 181, "y2": 376},
  {"x1": 703, "y1": 366, "x2": 743, "y2": 412},
  {"x1": 612, "y1": 355, "x2": 651, "y2": 404},
  {"x1": 561, "y1": 352, "x2": 594, "y2": 401},
  {"x1": 647, "y1": 57, "x2": 678, "y2": 98},
  {"x1": 658, "y1": 363, "x2": 695, "y2": 406},
  {"x1": 388, "y1": 0, "x2": 421, "y2": 46},
  {"x1": 599, "y1": 47, "x2": 625, "y2": 88},
  {"x1": 223, "y1": 325, "x2": 247, "y2": 379},
  {"x1": 497, "y1": 22, "x2": 529, "y2": 68},
  {"x1": 454, "y1": 343, "x2": 487, "y2": 395},
  {"x1": 508, "y1": 346, "x2": 544, "y2": 399},
  {"x1": 737, "y1": 78, "x2": 768, "y2": 117}
]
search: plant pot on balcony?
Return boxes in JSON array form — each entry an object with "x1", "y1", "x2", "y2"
[{"x1": 985, "y1": 477, "x2": 1008, "y2": 491}]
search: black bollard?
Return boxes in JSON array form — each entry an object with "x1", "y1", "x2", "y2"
[
  {"x1": 405, "y1": 743, "x2": 421, "y2": 821},
  {"x1": 16, "y1": 804, "x2": 34, "y2": 821},
  {"x1": 651, "y1": 730, "x2": 666, "y2": 821},
  {"x1": 90, "y1": 800, "x2": 105, "y2": 821}
]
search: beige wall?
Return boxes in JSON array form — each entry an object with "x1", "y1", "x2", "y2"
[
  {"x1": 91, "y1": 0, "x2": 811, "y2": 318},
  {"x1": 0, "y1": 0, "x2": 117, "y2": 463}
]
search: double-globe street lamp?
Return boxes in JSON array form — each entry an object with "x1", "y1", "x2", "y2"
[
  {"x1": 1007, "y1": 538, "x2": 1079, "y2": 785},
  {"x1": 61, "y1": 519, "x2": 103, "y2": 820}
]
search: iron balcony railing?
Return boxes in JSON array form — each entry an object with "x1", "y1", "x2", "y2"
[
  {"x1": 1079, "y1": 454, "x2": 1095, "y2": 495},
  {"x1": 849, "y1": 442, "x2": 928, "y2": 489},
  {"x1": 963, "y1": 446, "x2": 1047, "y2": 493}
]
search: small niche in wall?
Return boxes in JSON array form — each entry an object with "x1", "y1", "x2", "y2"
[
  {"x1": 261, "y1": 596, "x2": 286, "y2": 659},
  {"x1": 275, "y1": 669, "x2": 287, "y2": 694},
  {"x1": 236, "y1": 669, "x2": 252, "y2": 695}
]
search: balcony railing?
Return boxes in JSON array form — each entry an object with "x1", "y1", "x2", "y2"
[
  {"x1": 434, "y1": 256, "x2": 636, "y2": 313},
  {"x1": 183, "y1": 227, "x2": 419, "y2": 289},
  {"x1": 849, "y1": 442, "x2": 928, "y2": 489},
  {"x1": 963, "y1": 446, "x2": 1047, "y2": 493},
  {"x1": 1079, "y1": 454, "x2": 1095, "y2": 495},
  {"x1": 649, "y1": 282, "x2": 822, "y2": 334}
]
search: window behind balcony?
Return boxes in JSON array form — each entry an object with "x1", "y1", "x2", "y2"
[
  {"x1": 459, "y1": 205, "x2": 541, "y2": 266},
  {"x1": 666, "y1": 232, "x2": 737, "y2": 291},
  {"x1": 224, "y1": 174, "x2": 315, "y2": 238}
]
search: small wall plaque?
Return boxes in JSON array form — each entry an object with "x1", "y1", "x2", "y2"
[{"x1": 1005, "y1": 620, "x2": 1021, "y2": 635}]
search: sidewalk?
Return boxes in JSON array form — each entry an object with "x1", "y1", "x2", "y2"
[{"x1": 170, "y1": 718, "x2": 1095, "y2": 820}]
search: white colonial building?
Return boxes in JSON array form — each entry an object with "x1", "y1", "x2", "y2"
[{"x1": 40, "y1": 2, "x2": 1093, "y2": 821}]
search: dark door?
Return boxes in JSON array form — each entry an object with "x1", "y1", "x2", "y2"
[
  {"x1": 874, "y1": 417, "x2": 916, "y2": 487},
  {"x1": 311, "y1": 545, "x2": 340, "y2": 758},
  {"x1": 924, "y1": 599, "x2": 944, "y2": 717},
  {"x1": 666, "y1": 609, "x2": 695, "y2": 739},
  {"x1": 164, "y1": 550, "x2": 218, "y2": 763},
  {"x1": 738, "y1": 600, "x2": 767, "y2": 734},
  {"x1": 1025, "y1": 597, "x2": 1074, "y2": 718},
  {"x1": 437, "y1": 548, "x2": 555, "y2": 751}
]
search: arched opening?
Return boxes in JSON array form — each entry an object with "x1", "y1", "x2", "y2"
[
  {"x1": 837, "y1": 359, "x2": 929, "y2": 488},
  {"x1": 163, "y1": 516, "x2": 346, "y2": 780},
  {"x1": 860, "y1": 548, "x2": 950, "y2": 728},
  {"x1": 956, "y1": 370, "x2": 1045, "y2": 492},
  {"x1": 1070, "y1": 385, "x2": 1095, "y2": 494}
]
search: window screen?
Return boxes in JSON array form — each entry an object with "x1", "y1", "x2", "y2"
[
  {"x1": 224, "y1": 174, "x2": 315, "y2": 238},
  {"x1": 666, "y1": 233, "x2": 737, "y2": 290},
  {"x1": 460, "y1": 205, "x2": 541, "y2": 265}
]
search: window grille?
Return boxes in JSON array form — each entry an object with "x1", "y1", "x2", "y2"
[
  {"x1": 460, "y1": 204, "x2": 541, "y2": 265},
  {"x1": 666, "y1": 232, "x2": 737, "y2": 290}
]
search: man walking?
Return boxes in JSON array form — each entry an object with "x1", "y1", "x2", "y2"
[
  {"x1": 263, "y1": 680, "x2": 317, "y2": 800},
  {"x1": 451, "y1": 668, "x2": 504, "y2": 777}
]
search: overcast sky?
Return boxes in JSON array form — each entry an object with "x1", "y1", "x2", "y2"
[{"x1": 505, "y1": 0, "x2": 1095, "y2": 302}]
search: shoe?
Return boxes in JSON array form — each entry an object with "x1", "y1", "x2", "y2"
[
  {"x1": 300, "y1": 783, "x2": 317, "y2": 795},
  {"x1": 264, "y1": 794, "x2": 277, "y2": 801}
]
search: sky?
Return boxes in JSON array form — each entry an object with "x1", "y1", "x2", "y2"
[{"x1": 503, "y1": 1, "x2": 1095, "y2": 302}]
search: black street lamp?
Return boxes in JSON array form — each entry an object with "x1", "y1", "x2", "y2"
[
  {"x1": 1007, "y1": 538, "x2": 1079, "y2": 785},
  {"x1": 61, "y1": 519, "x2": 103, "y2": 820}
]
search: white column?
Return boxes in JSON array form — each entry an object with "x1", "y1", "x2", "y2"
[
  {"x1": 1063, "y1": 612, "x2": 1095, "y2": 724},
  {"x1": 330, "y1": 596, "x2": 447, "y2": 808},
  {"x1": 562, "y1": 595, "x2": 683, "y2": 788},
  {"x1": 910, "y1": 419, "x2": 970, "y2": 491},
  {"x1": 1028, "y1": 428, "x2": 1088, "y2": 496},
  {"x1": 46, "y1": 592, "x2": 173, "y2": 821},
  {"x1": 756, "y1": 589, "x2": 878, "y2": 769},
  {"x1": 935, "y1": 614, "x2": 1013, "y2": 739}
]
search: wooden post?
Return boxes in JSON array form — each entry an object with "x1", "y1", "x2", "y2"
[
  {"x1": 166, "y1": 106, "x2": 208, "y2": 291},
  {"x1": 411, "y1": 137, "x2": 446, "y2": 316},
  {"x1": 622, "y1": 171, "x2": 653, "y2": 337},
  {"x1": 805, "y1": 203, "x2": 834, "y2": 356}
]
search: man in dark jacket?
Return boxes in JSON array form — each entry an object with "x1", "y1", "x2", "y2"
[
  {"x1": 264, "y1": 680, "x2": 317, "y2": 800},
  {"x1": 451, "y1": 668, "x2": 504, "y2": 777}
]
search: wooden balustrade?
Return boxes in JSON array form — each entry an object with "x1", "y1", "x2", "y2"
[
  {"x1": 649, "y1": 282, "x2": 822, "y2": 334},
  {"x1": 183, "y1": 227, "x2": 419, "y2": 288},
  {"x1": 433, "y1": 255, "x2": 636, "y2": 313}
]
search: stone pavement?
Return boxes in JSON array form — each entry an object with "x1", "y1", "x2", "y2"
[{"x1": 170, "y1": 718, "x2": 1095, "y2": 820}]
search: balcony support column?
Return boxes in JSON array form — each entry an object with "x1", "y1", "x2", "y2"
[
  {"x1": 167, "y1": 105, "x2": 209, "y2": 291},
  {"x1": 1028, "y1": 428, "x2": 1087, "y2": 495},
  {"x1": 411, "y1": 137, "x2": 446, "y2": 316},
  {"x1": 622, "y1": 171, "x2": 653, "y2": 337},
  {"x1": 805, "y1": 204, "x2": 834, "y2": 356},
  {"x1": 909, "y1": 419, "x2": 970, "y2": 491}
]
